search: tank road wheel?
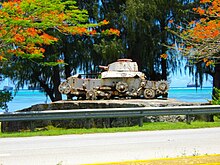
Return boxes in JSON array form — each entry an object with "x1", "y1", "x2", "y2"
[
  {"x1": 137, "y1": 88, "x2": 144, "y2": 97},
  {"x1": 58, "y1": 81, "x2": 71, "y2": 94},
  {"x1": 86, "y1": 90, "x2": 97, "y2": 100},
  {"x1": 105, "y1": 92, "x2": 111, "y2": 99},
  {"x1": 143, "y1": 88, "x2": 155, "y2": 99},
  {"x1": 116, "y1": 82, "x2": 128, "y2": 93},
  {"x1": 156, "y1": 80, "x2": 169, "y2": 94}
]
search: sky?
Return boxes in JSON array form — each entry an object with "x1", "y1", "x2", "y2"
[
  {"x1": 168, "y1": 59, "x2": 213, "y2": 87},
  {"x1": 169, "y1": 72, "x2": 212, "y2": 87}
]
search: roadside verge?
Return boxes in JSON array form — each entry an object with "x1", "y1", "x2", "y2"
[{"x1": 84, "y1": 154, "x2": 220, "y2": 165}]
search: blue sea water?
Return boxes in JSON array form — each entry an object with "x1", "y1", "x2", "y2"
[
  {"x1": 6, "y1": 90, "x2": 50, "y2": 112},
  {"x1": 168, "y1": 87, "x2": 212, "y2": 103},
  {"x1": 1, "y1": 87, "x2": 213, "y2": 112}
]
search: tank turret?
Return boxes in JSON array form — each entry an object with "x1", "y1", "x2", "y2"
[{"x1": 58, "y1": 59, "x2": 169, "y2": 100}]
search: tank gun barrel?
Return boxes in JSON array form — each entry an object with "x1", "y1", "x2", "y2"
[
  {"x1": 99, "y1": 65, "x2": 108, "y2": 70},
  {"x1": 59, "y1": 59, "x2": 169, "y2": 100}
]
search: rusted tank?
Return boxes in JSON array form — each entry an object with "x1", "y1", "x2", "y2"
[{"x1": 58, "y1": 59, "x2": 169, "y2": 100}]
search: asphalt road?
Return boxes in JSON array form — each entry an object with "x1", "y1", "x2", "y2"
[{"x1": 1, "y1": 128, "x2": 220, "y2": 165}]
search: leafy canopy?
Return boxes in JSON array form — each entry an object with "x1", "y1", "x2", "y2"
[
  {"x1": 0, "y1": 90, "x2": 13, "y2": 112},
  {"x1": 167, "y1": 0, "x2": 220, "y2": 67},
  {"x1": 0, "y1": 0, "x2": 119, "y2": 62}
]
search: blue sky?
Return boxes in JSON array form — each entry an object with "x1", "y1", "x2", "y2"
[
  {"x1": 168, "y1": 59, "x2": 213, "y2": 87},
  {"x1": 170, "y1": 72, "x2": 212, "y2": 87}
]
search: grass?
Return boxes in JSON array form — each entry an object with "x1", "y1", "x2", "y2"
[{"x1": 1, "y1": 120, "x2": 220, "y2": 138}]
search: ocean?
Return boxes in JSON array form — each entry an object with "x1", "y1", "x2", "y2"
[
  {"x1": 1, "y1": 87, "x2": 213, "y2": 112},
  {"x1": 168, "y1": 87, "x2": 212, "y2": 103}
]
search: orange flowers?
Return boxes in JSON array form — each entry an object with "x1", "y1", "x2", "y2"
[
  {"x1": 187, "y1": 0, "x2": 220, "y2": 41},
  {"x1": 189, "y1": 21, "x2": 196, "y2": 25},
  {"x1": 102, "y1": 20, "x2": 109, "y2": 25},
  {"x1": 195, "y1": 0, "x2": 220, "y2": 17},
  {"x1": 72, "y1": 27, "x2": 89, "y2": 35},
  {"x1": 205, "y1": 60, "x2": 214, "y2": 67},
  {"x1": 167, "y1": 0, "x2": 220, "y2": 67},
  {"x1": 200, "y1": 0, "x2": 211, "y2": 3},
  {"x1": 160, "y1": 53, "x2": 168, "y2": 59},
  {"x1": 40, "y1": 33, "x2": 58, "y2": 44},
  {"x1": 57, "y1": 13, "x2": 65, "y2": 21},
  {"x1": 169, "y1": 20, "x2": 174, "y2": 24},
  {"x1": 57, "y1": 59, "x2": 64, "y2": 63},
  {"x1": 102, "y1": 28, "x2": 120, "y2": 36},
  {"x1": 203, "y1": 58, "x2": 208, "y2": 63},
  {"x1": 186, "y1": 45, "x2": 193, "y2": 49},
  {"x1": 26, "y1": 28, "x2": 37, "y2": 37},
  {"x1": 0, "y1": 0, "x2": 121, "y2": 62},
  {"x1": 14, "y1": 34, "x2": 25, "y2": 42},
  {"x1": 109, "y1": 28, "x2": 120, "y2": 36},
  {"x1": 8, "y1": 0, "x2": 21, "y2": 2},
  {"x1": 76, "y1": 27, "x2": 87, "y2": 34},
  {"x1": 203, "y1": 58, "x2": 214, "y2": 67},
  {"x1": 191, "y1": 20, "x2": 220, "y2": 40},
  {"x1": 89, "y1": 29, "x2": 97, "y2": 35},
  {"x1": 197, "y1": 7, "x2": 205, "y2": 15},
  {"x1": 40, "y1": 48, "x2": 45, "y2": 53},
  {"x1": 193, "y1": 6, "x2": 206, "y2": 15},
  {"x1": 0, "y1": 55, "x2": 7, "y2": 61}
]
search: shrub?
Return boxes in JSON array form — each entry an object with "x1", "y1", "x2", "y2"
[
  {"x1": 0, "y1": 90, "x2": 13, "y2": 112},
  {"x1": 212, "y1": 88, "x2": 220, "y2": 105}
]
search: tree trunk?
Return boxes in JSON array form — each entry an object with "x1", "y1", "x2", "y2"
[
  {"x1": 63, "y1": 39, "x2": 71, "y2": 79},
  {"x1": 212, "y1": 63, "x2": 220, "y2": 100},
  {"x1": 205, "y1": 63, "x2": 220, "y2": 122},
  {"x1": 213, "y1": 63, "x2": 220, "y2": 90},
  {"x1": 40, "y1": 82, "x2": 54, "y2": 101},
  {"x1": 63, "y1": 44, "x2": 72, "y2": 100},
  {"x1": 31, "y1": 68, "x2": 55, "y2": 102},
  {"x1": 52, "y1": 66, "x2": 62, "y2": 101},
  {"x1": 160, "y1": 20, "x2": 167, "y2": 81},
  {"x1": 161, "y1": 58, "x2": 167, "y2": 80},
  {"x1": 35, "y1": 66, "x2": 62, "y2": 102}
]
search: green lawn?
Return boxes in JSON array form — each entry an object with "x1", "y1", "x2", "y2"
[{"x1": 1, "y1": 121, "x2": 220, "y2": 138}]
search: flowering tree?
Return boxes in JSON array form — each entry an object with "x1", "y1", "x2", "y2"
[
  {"x1": 0, "y1": 0, "x2": 120, "y2": 102},
  {"x1": 0, "y1": 0, "x2": 119, "y2": 63},
  {"x1": 178, "y1": 0, "x2": 220, "y2": 65},
  {"x1": 167, "y1": 0, "x2": 220, "y2": 89}
]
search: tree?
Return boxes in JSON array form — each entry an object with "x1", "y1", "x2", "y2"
[
  {"x1": 0, "y1": 0, "x2": 112, "y2": 61},
  {"x1": 60, "y1": 0, "x2": 197, "y2": 85},
  {"x1": 167, "y1": 0, "x2": 220, "y2": 90},
  {"x1": 0, "y1": 0, "x2": 119, "y2": 101},
  {"x1": 76, "y1": 1, "x2": 125, "y2": 68},
  {"x1": 0, "y1": 90, "x2": 13, "y2": 112},
  {"x1": 122, "y1": 0, "x2": 196, "y2": 81}
]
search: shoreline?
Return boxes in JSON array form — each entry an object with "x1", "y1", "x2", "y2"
[{"x1": 3, "y1": 87, "x2": 213, "y2": 112}]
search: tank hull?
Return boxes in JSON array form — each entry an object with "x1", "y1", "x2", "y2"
[{"x1": 58, "y1": 59, "x2": 169, "y2": 100}]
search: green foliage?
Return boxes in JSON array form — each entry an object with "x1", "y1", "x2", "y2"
[
  {"x1": 0, "y1": 0, "x2": 205, "y2": 103},
  {"x1": 212, "y1": 91, "x2": 220, "y2": 104},
  {"x1": 0, "y1": 90, "x2": 13, "y2": 112},
  {"x1": 211, "y1": 88, "x2": 220, "y2": 105},
  {"x1": 0, "y1": 0, "x2": 109, "y2": 62},
  {"x1": 1, "y1": 121, "x2": 220, "y2": 137},
  {"x1": 0, "y1": 0, "x2": 121, "y2": 102},
  {"x1": 211, "y1": 88, "x2": 220, "y2": 119},
  {"x1": 93, "y1": 38, "x2": 124, "y2": 64}
]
